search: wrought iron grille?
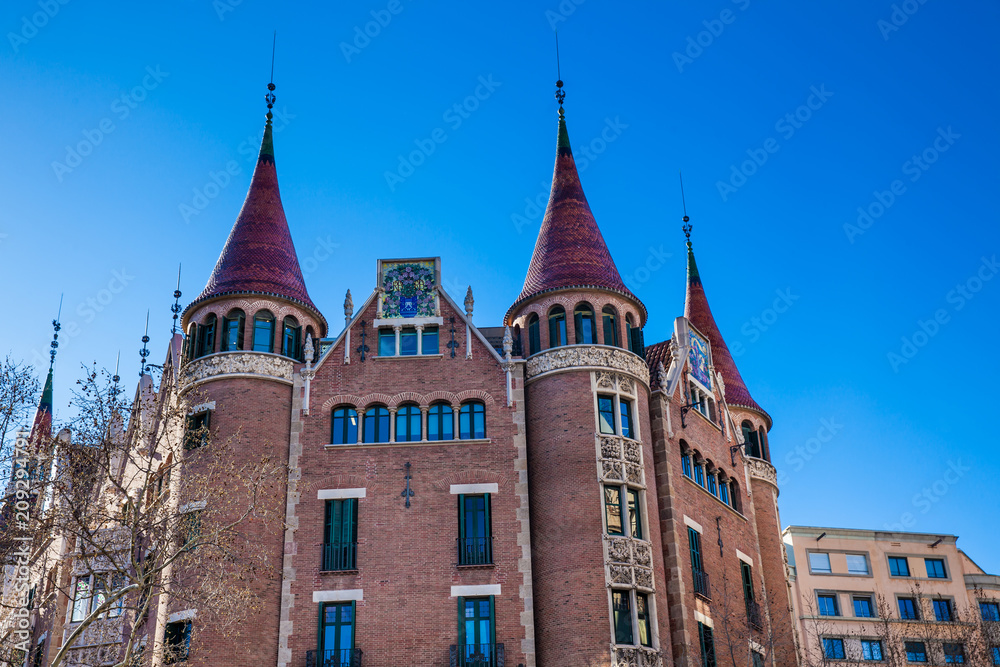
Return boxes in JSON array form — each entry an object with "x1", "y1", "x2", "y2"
[
  {"x1": 306, "y1": 648, "x2": 362, "y2": 667},
  {"x1": 746, "y1": 600, "x2": 762, "y2": 629},
  {"x1": 321, "y1": 542, "x2": 358, "y2": 572},
  {"x1": 449, "y1": 643, "x2": 505, "y2": 667},
  {"x1": 457, "y1": 537, "x2": 493, "y2": 566},
  {"x1": 693, "y1": 568, "x2": 711, "y2": 600}
]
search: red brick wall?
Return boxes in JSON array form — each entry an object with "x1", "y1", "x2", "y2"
[{"x1": 749, "y1": 477, "x2": 797, "y2": 667}]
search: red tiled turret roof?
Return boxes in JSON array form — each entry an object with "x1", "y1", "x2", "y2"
[
  {"x1": 684, "y1": 244, "x2": 770, "y2": 424},
  {"x1": 185, "y1": 117, "x2": 323, "y2": 326},
  {"x1": 507, "y1": 113, "x2": 644, "y2": 323}
]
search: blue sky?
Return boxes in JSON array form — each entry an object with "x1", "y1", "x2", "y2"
[{"x1": 2, "y1": 2, "x2": 998, "y2": 571}]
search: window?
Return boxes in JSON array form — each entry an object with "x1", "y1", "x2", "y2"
[
  {"x1": 548, "y1": 306, "x2": 566, "y2": 348},
  {"x1": 602, "y1": 306, "x2": 619, "y2": 347},
  {"x1": 71, "y1": 576, "x2": 92, "y2": 622},
  {"x1": 362, "y1": 406, "x2": 390, "y2": 443},
  {"x1": 604, "y1": 486, "x2": 624, "y2": 536},
  {"x1": 627, "y1": 489, "x2": 642, "y2": 539},
  {"x1": 183, "y1": 510, "x2": 202, "y2": 551},
  {"x1": 281, "y1": 316, "x2": 301, "y2": 359},
  {"x1": 458, "y1": 597, "x2": 495, "y2": 663},
  {"x1": 751, "y1": 651, "x2": 765, "y2": 667},
  {"x1": 681, "y1": 450, "x2": 692, "y2": 478},
  {"x1": 197, "y1": 314, "x2": 216, "y2": 358},
  {"x1": 459, "y1": 402, "x2": 485, "y2": 440},
  {"x1": 889, "y1": 556, "x2": 910, "y2": 577},
  {"x1": 905, "y1": 642, "x2": 927, "y2": 663},
  {"x1": 943, "y1": 643, "x2": 965, "y2": 664},
  {"x1": 428, "y1": 403, "x2": 453, "y2": 441},
  {"x1": 620, "y1": 399, "x2": 633, "y2": 439},
  {"x1": 854, "y1": 596, "x2": 875, "y2": 618},
  {"x1": 398, "y1": 328, "x2": 417, "y2": 355},
  {"x1": 823, "y1": 638, "x2": 846, "y2": 661},
  {"x1": 694, "y1": 461, "x2": 705, "y2": 487},
  {"x1": 422, "y1": 326, "x2": 439, "y2": 354},
  {"x1": 598, "y1": 395, "x2": 616, "y2": 434},
  {"x1": 757, "y1": 426, "x2": 770, "y2": 461},
  {"x1": 163, "y1": 620, "x2": 192, "y2": 664},
  {"x1": 635, "y1": 593, "x2": 652, "y2": 647},
  {"x1": 331, "y1": 407, "x2": 359, "y2": 445},
  {"x1": 252, "y1": 310, "x2": 275, "y2": 352},
  {"x1": 707, "y1": 471, "x2": 717, "y2": 496},
  {"x1": 729, "y1": 480, "x2": 741, "y2": 512},
  {"x1": 933, "y1": 599, "x2": 953, "y2": 622},
  {"x1": 458, "y1": 494, "x2": 492, "y2": 566},
  {"x1": 818, "y1": 594, "x2": 840, "y2": 617},
  {"x1": 319, "y1": 602, "x2": 355, "y2": 663},
  {"x1": 981, "y1": 601, "x2": 1000, "y2": 622},
  {"x1": 184, "y1": 411, "x2": 210, "y2": 450},
  {"x1": 396, "y1": 404, "x2": 422, "y2": 442},
  {"x1": 991, "y1": 647, "x2": 1000, "y2": 665},
  {"x1": 323, "y1": 498, "x2": 358, "y2": 571},
  {"x1": 625, "y1": 315, "x2": 635, "y2": 353},
  {"x1": 378, "y1": 329, "x2": 395, "y2": 356},
  {"x1": 809, "y1": 552, "x2": 832, "y2": 574},
  {"x1": 690, "y1": 527, "x2": 708, "y2": 597},
  {"x1": 527, "y1": 314, "x2": 541, "y2": 355},
  {"x1": 741, "y1": 562, "x2": 755, "y2": 604},
  {"x1": 862, "y1": 640, "x2": 884, "y2": 662},
  {"x1": 898, "y1": 597, "x2": 920, "y2": 620},
  {"x1": 221, "y1": 309, "x2": 245, "y2": 351},
  {"x1": 847, "y1": 554, "x2": 870, "y2": 575},
  {"x1": 574, "y1": 304, "x2": 596, "y2": 344},
  {"x1": 719, "y1": 478, "x2": 729, "y2": 505},
  {"x1": 698, "y1": 622, "x2": 716, "y2": 667},
  {"x1": 926, "y1": 558, "x2": 947, "y2": 579},
  {"x1": 741, "y1": 421, "x2": 762, "y2": 458}
]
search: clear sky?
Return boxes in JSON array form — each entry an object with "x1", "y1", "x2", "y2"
[{"x1": 2, "y1": 2, "x2": 998, "y2": 571}]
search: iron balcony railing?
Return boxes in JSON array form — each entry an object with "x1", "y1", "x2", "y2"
[
  {"x1": 457, "y1": 536, "x2": 493, "y2": 566},
  {"x1": 693, "y1": 568, "x2": 711, "y2": 600},
  {"x1": 306, "y1": 648, "x2": 362, "y2": 667},
  {"x1": 321, "y1": 541, "x2": 358, "y2": 572},
  {"x1": 449, "y1": 643, "x2": 505, "y2": 667},
  {"x1": 746, "y1": 600, "x2": 763, "y2": 629}
]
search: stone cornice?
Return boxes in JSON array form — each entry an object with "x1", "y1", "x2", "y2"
[
  {"x1": 746, "y1": 456, "x2": 778, "y2": 489},
  {"x1": 525, "y1": 345, "x2": 650, "y2": 387},
  {"x1": 180, "y1": 352, "x2": 295, "y2": 391}
]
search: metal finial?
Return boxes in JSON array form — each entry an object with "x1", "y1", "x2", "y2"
[
  {"x1": 139, "y1": 311, "x2": 151, "y2": 377},
  {"x1": 49, "y1": 295, "x2": 63, "y2": 369},
  {"x1": 265, "y1": 32, "x2": 277, "y2": 123},
  {"x1": 680, "y1": 171, "x2": 692, "y2": 248},
  {"x1": 171, "y1": 264, "x2": 183, "y2": 334},
  {"x1": 113, "y1": 351, "x2": 121, "y2": 385},
  {"x1": 554, "y1": 32, "x2": 565, "y2": 114}
]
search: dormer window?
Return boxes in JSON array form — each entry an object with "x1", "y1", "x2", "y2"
[
  {"x1": 221, "y1": 309, "x2": 245, "y2": 351},
  {"x1": 253, "y1": 311, "x2": 275, "y2": 353}
]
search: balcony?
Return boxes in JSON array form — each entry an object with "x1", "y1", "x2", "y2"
[
  {"x1": 693, "y1": 568, "x2": 711, "y2": 600},
  {"x1": 449, "y1": 644, "x2": 505, "y2": 667},
  {"x1": 306, "y1": 649, "x2": 362, "y2": 667},
  {"x1": 746, "y1": 600, "x2": 763, "y2": 629},
  {"x1": 321, "y1": 542, "x2": 358, "y2": 572},
  {"x1": 457, "y1": 536, "x2": 493, "y2": 566}
]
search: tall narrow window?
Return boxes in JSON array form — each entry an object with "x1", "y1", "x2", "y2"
[
  {"x1": 741, "y1": 421, "x2": 761, "y2": 458},
  {"x1": 681, "y1": 451, "x2": 693, "y2": 478},
  {"x1": 527, "y1": 314, "x2": 541, "y2": 355},
  {"x1": 625, "y1": 315, "x2": 635, "y2": 352},
  {"x1": 378, "y1": 329, "x2": 395, "y2": 356},
  {"x1": 719, "y1": 476, "x2": 730, "y2": 505},
  {"x1": 428, "y1": 403, "x2": 453, "y2": 441},
  {"x1": 707, "y1": 470, "x2": 717, "y2": 495},
  {"x1": 602, "y1": 306, "x2": 620, "y2": 347},
  {"x1": 198, "y1": 314, "x2": 217, "y2": 357},
  {"x1": 598, "y1": 395, "x2": 616, "y2": 434},
  {"x1": 71, "y1": 577, "x2": 91, "y2": 622},
  {"x1": 741, "y1": 562, "x2": 755, "y2": 604},
  {"x1": 548, "y1": 306, "x2": 566, "y2": 348},
  {"x1": 422, "y1": 327, "x2": 439, "y2": 354},
  {"x1": 396, "y1": 404, "x2": 422, "y2": 442},
  {"x1": 400, "y1": 328, "x2": 418, "y2": 356},
  {"x1": 319, "y1": 602, "x2": 356, "y2": 665},
  {"x1": 613, "y1": 591, "x2": 633, "y2": 645},
  {"x1": 331, "y1": 407, "x2": 359, "y2": 445},
  {"x1": 620, "y1": 399, "x2": 634, "y2": 439},
  {"x1": 362, "y1": 406, "x2": 390, "y2": 443},
  {"x1": 458, "y1": 597, "x2": 495, "y2": 665},
  {"x1": 221, "y1": 309, "x2": 245, "y2": 351},
  {"x1": 184, "y1": 411, "x2": 211, "y2": 450},
  {"x1": 694, "y1": 461, "x2": 705, "y2": 487},
  {"x1": 574, "y1": 304, "x2": 596, "y2": 344},
  {"x1": 458, "y1": 494, "x2": 492, "y2": 566},
  {"x1": 636, "y1": 593, "x2": 652, "y2": 647},
  {"x1": 604, "y1": 485, "x2": 624, "y2": 536},
  {"x1": 323, "y1": 498, "x2": 358, "y2": 571},
  {"x1": 627, "y1": 489, "x2": 643, "y2": 540},
  {"x1": 698, "y1": 622, "x2": 716, "y2": 667},
  {"x1": 690, "y1": 528, "x2": 708, "y2": 598},
  {"x1": 758, "y1": 426, "x2": 770, "y2": 461},
  {"x1": 282, "y1": 316, "x2": 301, "y2": 359},
  {"x1": 459, "y1": 402, "x2": 485, "y2": 440},
  {"x1": 163, "y1": 620, "x2": 192, "y2": 664},
  {"x1": 252, "y1": 310, "x2": 275, "y2": 353}
]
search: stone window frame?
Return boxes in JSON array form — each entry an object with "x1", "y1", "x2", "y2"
[{"x1": 607, "y1": 586, "x2": 658, "y2": 651}]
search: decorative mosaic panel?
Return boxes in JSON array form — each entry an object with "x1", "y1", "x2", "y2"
[
  {"x1": 688, "y1": 329, "x2": 712, "y2": 389},
  {"x1": 379, "y1": 259, "x2": 438, "y2": 318}
]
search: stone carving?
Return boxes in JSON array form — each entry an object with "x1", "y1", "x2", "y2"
[
  {"x1": 633, "y1": 542, "x2": 652, "y2": 568},
  {"x1": 181, "y1": 352, "x2": 294, "y2": 389},
  {"x1": 606, "y1": 536, "x2": 632, "y2": 564},
  {"x1": 746, "y1": 457, "x2": 779, "y2": 487},
  {"x1": 617, "y1": 375, "x2": 634, "y2": 395},
  {"x1": 614, "y1": 647, "x2": 662, "y2": 667},
  {"x1": 634, "y1": 567, "x2": 654, "y2": 590},
  {"x1": 625, "y1": 463, "x2": 644, "y2": 486},
  {"x1": 600, "y1": 437, "x2": 622, "y2": 460},
  {"x1": 622, "y1": 439, "x2": 641, "y2": 464},
  {"x1": 597, "y1": 371, "x2": 616, "y2": 388},
  {"x1": 602, "y1": 460, "x2": 623, "y2": 482},
  {"x1": 526, "y1": 346, "x2": 650, "y2": 386},
  {"x1": 610, "y1": 563, "x2": 632, "y2": 585}
]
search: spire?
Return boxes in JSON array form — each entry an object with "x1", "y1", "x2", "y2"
[
  {"x1": 508, "y1": 72, "x2": 642, "y2": 322},
  {"x1": 184, "y1": 65, "x2": 324, "y2": 330},
  {"x1": 29, "y1": 310, "x2": 60, "y2": 444},
  {"x1": 683, "y1": 215, "x2": 768, "y2": 422}
]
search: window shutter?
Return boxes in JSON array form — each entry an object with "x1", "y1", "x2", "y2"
[
  {"x1": 295, "y1": 326, "x2": 303, "y2": 360},
  {"x1": 488, "y1": 595, "x2": 496, "y2": 646},
  {"x1": 485, "y1": 494, "x2": 493, "y2": 563},
  {"x1": 458, "y1": 495, "x2": 466, "y2": 543},
  {"x1": 324, "y1": 501, "x2": 333, "y2": 544},
  {"x1": 457, "y1": 596, "x2": 466, "y2": 647},
  {"x1": 236, "y1": 316, "x2": 245, "y2": 350},
  {"x1": 317, "y1": 602, "x2": 325, "y2": 654},
  {"x1": 630, "y1": 328, "x2": 642, "y2": 356}
]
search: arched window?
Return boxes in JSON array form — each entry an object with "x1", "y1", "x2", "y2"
[
  {"x1": 693, "y1": 453, "x2": 706, "y2": 487},
  {"x1": 729, "y1": 479, "x2": 741, "y2": 512},
  {"x1": 680, "y1": 441, "x2": 693, "y2": 478},
  {"x1": 719, "y1": 474, "x2": 730, "y2": 505},
  {"x1": 742, "y1": 421, "x2": 762, "y2": 459},
  {"x1": 758, "y1": 426, "x2": 770, "y2": 462},
  {"x1": 527, "y1": 314, "x2": 541, "y2": 355},
  {"x1": 252, "y1": 310, "x2": 275, "y2": 353},
  {"x1": 197, "y1": 314, "x2": 217, "y2": 358},
  {"x1": 459, "y1": 401, "x2": 486, "y2": 440},
  {"x1": 331, "y1": 407, "x2": 358, "y2": 445},
  {"x1": 625, "y1": 314, "x2": 635, "y2": 352},
  {"x1": 574, "y1": 303, "x2": 596, "y2": 344},
  {"x1": 395, "y1": 404, "x2": 422, "y2": 442},
  {"x1": 602, "y1": 306, "x2": 620, "y2": 347},
  {"x1": 706, "y1": 462, "x2": 718, "y2": 496},
  {"x1": 282, "y1": 316, "x2": 301, "y2": 359},
  {"x1": 428, "y1": 402, "x2": 453, "y2": 441},
  {"x1": 363, "y1": 406, "x2": 390, "y2": 444},
  {"x1": 548, "y1": 307, "x2": 567, "y2": 348},
  {"x1": 222, "y1": 309, "x2": 245, "y2": 351},
  {"x1": 186, "y1": 322, "x2": 198, "y2": 360}
]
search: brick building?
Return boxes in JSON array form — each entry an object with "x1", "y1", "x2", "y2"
[{"x1": 2, "y1": 80, "x2": 800, "y2": 667}]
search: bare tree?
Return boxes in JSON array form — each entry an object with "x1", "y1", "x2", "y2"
[{"x1": 0, "y1": 356, "x2": 41, "y2": 492}]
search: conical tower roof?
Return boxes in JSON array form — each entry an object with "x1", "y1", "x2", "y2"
[{"x1": 28, "y1": 366, "x2": 54, "y2": 443}]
